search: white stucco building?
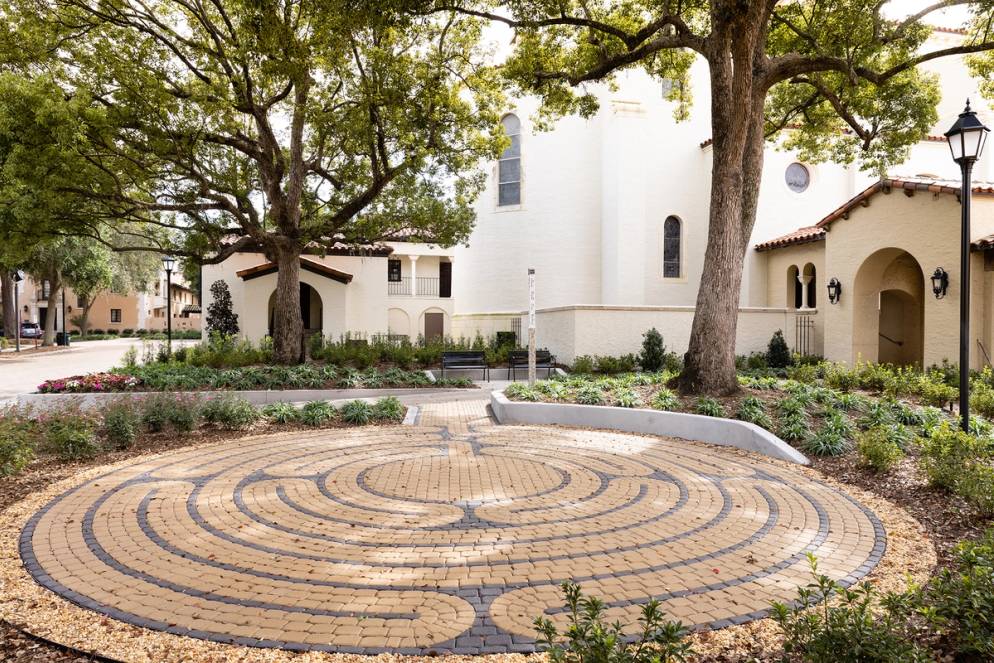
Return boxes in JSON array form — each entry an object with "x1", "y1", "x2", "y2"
[{"x1": 204, "y1": 27, "x2": 994, "y2": 367}]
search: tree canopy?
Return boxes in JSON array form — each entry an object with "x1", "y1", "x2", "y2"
[
  {"x1": 1, "y1": 0, "x2": 506, "y2": 361},
  {"x1": 435, "y1": 0, "x2": 994, "y2": 393}
]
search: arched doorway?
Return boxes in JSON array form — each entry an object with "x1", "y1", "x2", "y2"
[
  {"x1": 853, "y1": 248, "x2": 924, "y2": 366},
  {"x1": 268, "y1": 283, "x2": 324, "y2": 337}
]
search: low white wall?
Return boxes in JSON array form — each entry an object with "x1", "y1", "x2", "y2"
[
  {"x1": 491, "y1": 391, "x2": 809, "y2": 465},
  {"x1": 531, "y1": 305, "x2": 811, "y2": 365}
]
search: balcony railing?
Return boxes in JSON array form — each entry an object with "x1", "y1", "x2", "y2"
[
  {"x1": 417, "y1": 277, "x2": 439, "y2": 297},
  {"x1": 387, "y1": 276, "x2": 446, "y2": 297},
  {"x1": 388, "y1": 277, "x2": 412, "y2": 296}
]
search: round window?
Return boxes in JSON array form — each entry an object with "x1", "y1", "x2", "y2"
[{"x1": 785, "y1": 162, "x2": 810, "y2": 193}]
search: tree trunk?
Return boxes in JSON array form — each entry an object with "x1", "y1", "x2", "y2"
[
  {"x1": 79, "y1": 298, "x2": 94, "y2": 336},
  {"x1": 677, "y1": 31, "x2": 767, "y2": 395},
  {"x1": 42, "y1": 277, "x2": 61, "y2": 346},
  {"x1": 270, "y1": 245, "x2": 303, "y2": 364},
  {"x1": 1, "y1": 270, "x2": 14, "y2": 339}
]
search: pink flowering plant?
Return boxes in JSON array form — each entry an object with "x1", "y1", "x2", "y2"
[{"x1": 38, "y1": 373, "x2": 142, "y2": 394}]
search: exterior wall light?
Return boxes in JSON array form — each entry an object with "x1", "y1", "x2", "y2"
[
  {"x1": 931, "y1": 268, "x2": 949, "y2": 299},
  {"x1": 826, "y1": 278, "x2": 842, "y2": 305}
]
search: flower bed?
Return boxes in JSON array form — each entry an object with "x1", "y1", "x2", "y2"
[
  {"x1": 37, "y1": 364, "x2": 473, "y2": 394},
  {"x1": 38, "y1": 373, "x2": 141, "y2": 393}
]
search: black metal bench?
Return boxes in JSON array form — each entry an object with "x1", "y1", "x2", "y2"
[
  {"x1": 441, "y1": 351, "x2": 489, "y2": 381},
  {"x1": 508, "y1": 350, "x2": 556, "y2": 380}
]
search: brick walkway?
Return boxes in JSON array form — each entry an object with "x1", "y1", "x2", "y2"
[{"x1": 20, "y1": 406, "x2": 885, "y2": 655}]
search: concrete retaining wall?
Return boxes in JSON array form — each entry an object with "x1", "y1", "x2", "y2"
[
  {"x1": 490, "y1": 391, "x2": 809, "y2": 465},
  {"x1": 18, "y1": 388, "x2": 471, "y2": 413}
]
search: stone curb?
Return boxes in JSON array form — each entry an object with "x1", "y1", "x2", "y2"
[
  {"x1": 490, "y1": 391, "x2": 810, "y2": 465},
  {"x1": 17, "y1": 388, "x2": 472, "y2": 413}
]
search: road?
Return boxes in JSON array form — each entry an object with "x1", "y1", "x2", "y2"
[{"x1": 0, "y1": 337, "x2": 191, "y2": 403}]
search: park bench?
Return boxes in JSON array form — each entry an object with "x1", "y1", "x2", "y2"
[
  {"x1": 507, "y1": 350, "x2": 557, "y2": 380},
  {"x1": 441, "y1": 351, "x2": 489, "y2": 381}
]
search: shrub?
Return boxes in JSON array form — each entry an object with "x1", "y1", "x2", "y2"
[
  {"x1": 821, "y1": 411, "x2": 855, "y2": 439},
  {"x1": 373, "y1": 396, "x2": 406, "y2": 422},
  {"x1": 639, "y1": 328, "x2": 666, "y2": 372},
  {"x1": 340, "y1": 399, "x2": 373, "y2": 425},
  {"x1": 919, "y1": 381, "x2": 958, "y2": 408},
  {"x1": 505, "y1": 382, "x2": 540, "y2": 401},
  {"x1": 858, "y1": 402, "x2": 897, "y2": 431},
  {"x1": 43, "y1": 412, "x2": 101, "y2": 460},
  {"x1": 576, "y1": 385, "x2": 605, "y2": 405},
  {"x1": 824, "y1": 363, "x2": 859, "y2": 392},
  {"x1": 921, "y1": 529, "x2": 994, "y2": 658},
  {"x1": 262, "y1": 402, "x2": 299, "y2": 424},
  {"x1": 766, "y1": 330, "x2": 793, "y2": 369},
  {"x1": 0, "y1": 409, "x2": 36, "y2": 476},
  {"x1": 651, "y1": 389, "x2": 680, "y2": 411},
  {"x1": 167, "y1": 395, "x2": 201, "y2": 433},
  {"x1": 140, "y1": 394, "x2": 170, "y2": 433},
  {"x1": 614, "y1": 388, "x2": 640, "y2": 408},
  {"x1": 786, "y1": 362, "x2": 819, "y2": 383},
  {"x1": 919, "y1": 424, "x2": 991, "y2": 491},
  {"x1": 856, "y1": 427, "x2": 905, "y2": 473},
  {"x1": 201, "y1": 396, "x2": 258, "y2": 430},
  {"x1": 957, "y1": 464, "x2": 994, "y2": 517},
  {"x1": 206, "y1": 280, "x2": 239, "y2": 337},
  {"x1": 299, "y1": 400, "x2": 337, "y2": 426},
  {"x1": 772, "y1": 555, "x2": 930, "y2": 663},
  {"x1": 694, "y1": 397, "x2": 726, "y2": 418},
  {"x1": 534, "y1": 581, "x2": 693, "y2": 663},
  {"x1": 804, "y1": 427, "x2": 850, "y2": 457},
  {"x1": 737, "y1": 396, "x2": 773, "y2": 430},
  {"x1": 101, "y1": 400, "x2": 142, "y2": 449},
  {"x1": 778, "y1": 413, "x2": 811, "y2": 443}
]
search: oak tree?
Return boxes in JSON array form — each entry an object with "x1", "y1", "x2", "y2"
[
  {"x1": 4, "y1": 1, "x2": 505, "y2": 362},
  {"x1": 442, "y1": 0, "x2": 994, "y2": 393}
]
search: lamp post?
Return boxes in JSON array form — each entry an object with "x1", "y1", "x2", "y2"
[
  {"x1": 12, "y1": 270, "x2": 23, "y2": 352},
  {"x1": 945, "y1": 100, "x2": 990, "y2": 431},
  {"x1": 162, "y1": 256, "x2": 176, "y2": 352}
]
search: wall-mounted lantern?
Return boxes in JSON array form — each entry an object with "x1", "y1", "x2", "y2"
[
  {"x1": 826, "y1": 278, "x2": 842, "y2": 305},
  {"x1": 931, "y1": 268, "x2": 949, "y2": 299}
]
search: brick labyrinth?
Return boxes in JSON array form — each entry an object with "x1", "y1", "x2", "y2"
[{"x1": 20, "y1": 423, "x2": 886, "y2": 655}]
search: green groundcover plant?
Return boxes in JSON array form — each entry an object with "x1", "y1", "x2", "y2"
[{"x1": 0, "y1": 395, "x2": 408, "y2": 477}]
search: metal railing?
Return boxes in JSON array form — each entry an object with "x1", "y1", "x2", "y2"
[
  {"x1": 387, "y1": 276, "x2": 445, "y2": 297},
  {"x1": 387, "y1": 277, "x2": 412, "y2": 296},
  {"x1": 795, "y1": 313, "x2": 816, "y2": 356},
  {"x1": 417, "y1": 277, "x2": 439, "y2": 297}
]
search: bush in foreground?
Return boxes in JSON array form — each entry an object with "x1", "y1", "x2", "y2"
[
  {"x1": 201, "y1": 396, "x2": 259, "y2": 430},
  {"x1": 856, "y1": 427, "x2": 905, "y2": 473},
  {"x1": 0, "y1": 409, "x2": 36, "y2": 476},
  {"x1": 535, "y1": 581, "x2": 693, "y2": 663}
]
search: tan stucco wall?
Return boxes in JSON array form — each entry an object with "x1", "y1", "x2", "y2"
[{"x1": 815, "y1": 191, "x2": 994, "y2": 368}]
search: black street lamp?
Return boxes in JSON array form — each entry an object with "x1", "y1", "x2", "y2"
[
  {"x1": 162, "y1": 256, "x2": 176, "y2": 351},
  {"x1": 931, "y1": 268, "x2": 949, "y2": 299},
  {"x1": 945, "y1": 100, "x2": 990, "y2": 431},
  {"x1": 12, "y1": 270, "x2": 23, "y2": 352}
]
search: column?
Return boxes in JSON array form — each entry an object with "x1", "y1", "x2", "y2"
[
  {"x1": 409, "y1": 255, "x2": 418, "y2": 296},
  {"x1": 798, "y1": 274, "x2": 812, "y2": 309}
]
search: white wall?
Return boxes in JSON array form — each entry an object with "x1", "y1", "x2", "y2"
[{"x1": 532, "y1": 305, "x2": 810, "y2": 366}]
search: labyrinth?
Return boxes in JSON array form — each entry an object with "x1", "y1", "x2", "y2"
[{"x1": 20, "y1": 424, "x2": 886, "y2": 655}]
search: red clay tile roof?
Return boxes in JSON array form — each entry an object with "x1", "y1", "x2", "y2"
[
  {"x1": 754, "y1": 226, "x2": 826, "y2": 252},
  {"x1": 755, "y1": 176, "x2": 994, "y2": 252},
  {"x1": 236, "y1": 257, "x2": 354, "y2": 284}
]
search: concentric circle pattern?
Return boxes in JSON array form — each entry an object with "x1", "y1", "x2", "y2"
[{"x1": 21, "y1": 425, "x2": 885, "y2": 655}]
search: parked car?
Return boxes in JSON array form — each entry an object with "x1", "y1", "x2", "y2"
[{"x1": 19, "y1": 322, "x2": 42, "y2": 338}]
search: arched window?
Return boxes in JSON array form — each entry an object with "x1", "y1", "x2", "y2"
[
  {"x1": 663, "y1": 216, "x2": 681, "y2": 278},
  {"x1": 803, "y1": 263, "x2": 817, "y2": 308},
  {"x1": 498, "y1": 114, "x2": 521, "y2": 206}
]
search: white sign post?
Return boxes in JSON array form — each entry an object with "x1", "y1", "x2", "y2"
[{"x1": 528, "y1": 268, "x2": 536, "y2": 385}]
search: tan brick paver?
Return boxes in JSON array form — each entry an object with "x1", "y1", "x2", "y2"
[{"x1": 20, "y1": 417, "x2": 886, "y2": 655}]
